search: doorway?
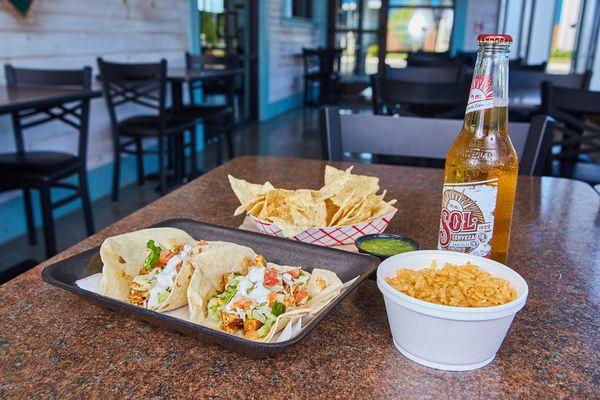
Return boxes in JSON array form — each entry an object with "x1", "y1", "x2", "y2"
[{"x1": 193, "y1": 0, "x2": 259, "y2": 120}]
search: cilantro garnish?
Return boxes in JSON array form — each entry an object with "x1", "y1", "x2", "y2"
[
  {"x1": 271, "y1": 301, "x2": 286, "y2": 317},
  {"x1": 143, "y1": 240, "x2": 161, "y2": 271}
]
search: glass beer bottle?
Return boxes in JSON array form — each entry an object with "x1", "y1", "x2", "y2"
[{"x1": 437, "y1": 34, "x2": 518, "y2": 264}]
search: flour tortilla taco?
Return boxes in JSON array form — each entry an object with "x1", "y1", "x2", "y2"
[
  {"x1": 188, "y1": 252, "x2": 343, "y2": 341},
  {"x1": 99, "y1": 227, "x2": 201, "y2": 312}
]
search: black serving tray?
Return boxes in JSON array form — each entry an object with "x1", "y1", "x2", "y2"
[{"x1": 42, "y1": 219, "x2": 379, "y2": 358}]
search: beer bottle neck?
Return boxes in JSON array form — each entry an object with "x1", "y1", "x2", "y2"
[{"x1": 464, "y1": 43, "x2": 510, "y2": 127}]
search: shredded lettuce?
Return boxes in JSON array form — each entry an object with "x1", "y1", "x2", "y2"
[
  {"x1": 143, "y1": 240, "x2": 161, "y2": 271},
  {"x1": 209, "y1": 304, "x2": 219, "y2": 314},
  {"x1": 221, "y1": 281, "x2": 238, "y2": 304}
]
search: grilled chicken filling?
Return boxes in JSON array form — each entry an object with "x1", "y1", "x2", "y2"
[{"x1": 207, "y1": 256, "x2": 313, "y2": 339}]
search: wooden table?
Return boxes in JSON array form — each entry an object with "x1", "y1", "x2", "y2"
[
  {"x1": 0, "y1": 85, "x2": 101, "y2": 114},
  {"x1": 1, "y1": 156, "x2": 598, "y2": 399}
]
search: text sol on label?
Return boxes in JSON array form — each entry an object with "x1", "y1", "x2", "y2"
[{"x1": 438, "y1": 179, "x2": 498, "y2": 257}]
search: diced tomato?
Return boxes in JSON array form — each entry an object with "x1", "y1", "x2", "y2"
[
  {"x1": 288, "y1": 268, "x2": 301, "y2": 279},
  {"x1": 233, "y1": 297, "x2": 252, "y2": 310},
  {"x1": 263, "y1": 268, "x2": 279, "y2": 286},
  {"x1": 268, "y1": 292, "x2": 278, "y2": 306},
  {"x1": 295, "y1": 289, "x2": 309, "y2": 305},
  {"x1": 158, "y1": 250, "x2": 175, "y2": 265}
]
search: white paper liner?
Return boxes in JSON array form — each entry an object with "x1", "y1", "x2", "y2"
[{"x1": 75, "y1": 274, "x2": 359, "y2": 343}]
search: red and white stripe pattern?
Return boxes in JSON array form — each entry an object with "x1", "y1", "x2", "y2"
[{"x1": 249, "y1": 210, "x2": 397, "y2": 246}]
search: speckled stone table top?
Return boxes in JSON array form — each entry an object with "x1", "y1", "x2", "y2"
[{"x1": 1, "y1": 156, "x2": 599, "y2": 399}]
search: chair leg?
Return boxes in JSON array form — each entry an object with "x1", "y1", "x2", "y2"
[
  {"x1": 39, "y1": 186, "x2": 57, "y2": 259},
  {"x1": 225, "y1": 127, "x2": 234, "y2": 160},
  {"x1": 190, "y1": 128, "x2": 198, "y2": 177},
  {"x1": 111, "y1": 145, "x2": 121, "y2": 202},
  {"x1": 177, "y1": 134, "x2": 186, "y2": 181},
  {"x1": 135, "y1": 138, "x2": 145, "y2": 186},
  {"x1": 304, "y1": 80, "x2": 308, "y2": 106},
  {"x1": 79, "y1": 167, "x2": 95, "y2": 236},
  {"x1": 158, "y1": 137, "x2": 167, "y2": 196},
  {"x1": 22, "y1": 189, "x2": 36, "y2": 245},
  {"x1": 167, "y1": 136, "x2": 174, "y2": 169},
  {"x1": 216, "y1": 135, "x2": 223, "y2": 166}
]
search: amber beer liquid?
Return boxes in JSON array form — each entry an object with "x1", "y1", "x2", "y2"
[{"x1": 437, "y1": 34, "x2": 518, "y2": 264}]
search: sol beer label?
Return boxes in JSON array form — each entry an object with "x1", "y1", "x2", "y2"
[
  {"x1": 438, "y1": 178, "x2": 498, "y2": 257},
  {"x1": 465, "y1": 74, "x2": 494, "y2": 114}
]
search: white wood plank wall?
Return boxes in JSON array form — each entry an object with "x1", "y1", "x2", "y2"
[{"x1": 0, "y1": 0, "x2": 190, "y2": 203}]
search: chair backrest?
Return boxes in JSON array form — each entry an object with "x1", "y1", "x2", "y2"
[
  {"x1": 5, "y1": 65, "x2": 92, "y2": 88},
  {"x1": 539, "y1": 81, "x2": 600, "y2": 165},
  {"x1": 385, "y1": 65, "x2": 461, "y2": 83},
  {"x1": 320, "y1": 107, "x2": 553, "y2": 176},
  {"x1": 97, "y1": 58, "x2": 167, "y2": 134},
  {"x1": 510, "y1": 70, "x2": 590, "y2": 90},
  {"x1": 375, "y1": 75, "x2": 470, "y2": 118},
  {"x1": 406, "y1": 52, "x2": 458, "y2": 67},
  {"x1": 4, "y1": 64, "x2": 93, "y2": 159}
]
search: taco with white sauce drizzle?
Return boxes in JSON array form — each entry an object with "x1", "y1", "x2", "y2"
[
  {"x1": 188, "y1": 251, "x2": 343, "y2": 341},
  {"x1": 99, "y1": 227, "x2": 203, "y2": 312}
]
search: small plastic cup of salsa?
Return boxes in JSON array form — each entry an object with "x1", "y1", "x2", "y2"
[{"x1": 355, "y1": 233, "x2": 420, "y2": 261}]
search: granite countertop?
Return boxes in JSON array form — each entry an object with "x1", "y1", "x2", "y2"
[{"x1": 1, "y1": 156, "x2": 599, "y2": 399}]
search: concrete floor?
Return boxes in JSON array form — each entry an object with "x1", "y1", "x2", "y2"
[{"x1": 0, "y1": 106, "x2": 324, "y2": 273}]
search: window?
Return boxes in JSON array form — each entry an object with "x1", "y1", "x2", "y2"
[
  {"x1": 386, "y1": 0, "x2": 454, "y2": 57},
  {"x1": 287, "y1": 0, "x2": 312, "y2": 20},
  {"x1": 333, "y1": 0, "x2": 382, "y2": 75},
  {"x1": 329, "y1": 0, "x2": 455, "y2": 77}
]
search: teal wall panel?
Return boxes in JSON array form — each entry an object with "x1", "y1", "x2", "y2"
[{"x1": 451, "y1": 0, "x2": 469, "y2": 56}]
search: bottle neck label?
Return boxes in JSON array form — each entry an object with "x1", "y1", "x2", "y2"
[
  {"x1": 465, "y1": 74, "x2": 494, "y2": 115},
  {"x1": 438, "y1": 178, "x2": 498, "y2": 257}
]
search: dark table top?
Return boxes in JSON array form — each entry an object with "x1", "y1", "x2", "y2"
[
  {"x1": 1, "y1": 156, "x2": 598, "y2": 399},
  {"x1": 0, "y1": 85, "x2": 102, "y2": 114},
  {"x1": 167, "y1": 67, "x2": 244, "y2": 82}
]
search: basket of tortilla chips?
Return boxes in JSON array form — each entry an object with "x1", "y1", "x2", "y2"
[{"x1": 229, "y1": 166, "x2": 398, "y2": 246}]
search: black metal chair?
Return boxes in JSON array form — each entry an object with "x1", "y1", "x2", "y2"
[
  {"x1": 183, "y1": 52, "x2": 237, "y2": 165},
  {"x1": 320, "y1": 107, "x2": 553, "y2": 176},
  {"x1": 539, "y1": 82, "x2": 600, "y2": 185},
  {"x1": 1, "y1": 65, "x2": 95, "y2": 258},
  {"x1": 97, "y1": 58, "x2": 198, "y2": 199},
  {"x1": 371, "y1": 74, "x2": 470, "y2": 118},
  {"x1": 303, "y1": 48, "x2": 342, "y2": 106}
]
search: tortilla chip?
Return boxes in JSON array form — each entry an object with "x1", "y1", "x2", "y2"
[
  {"x1": 229, "y1": 175, "x2": 274, "y2": 212},
  {"x1": 229, "y1": 166, "x2": 397, "y2": 236},
  {"x1": 324, "y1": 165, "x2": 380, "y2": 208}
]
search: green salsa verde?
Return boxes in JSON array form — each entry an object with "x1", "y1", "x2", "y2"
[{"x1": 358, "y1": 238, "x2": 416, "y2": 256}]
